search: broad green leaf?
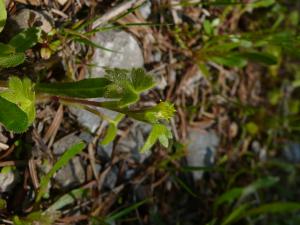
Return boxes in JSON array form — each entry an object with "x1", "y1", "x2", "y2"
[
  {"x1": 36, "y1": 142, "x2": 86, "y2": 202},
  {"x1": 0, "y1": 77, "x2": 36, "y2": 125},
  {"x1": 0, "y1": 96, "x2": 28, "y2": 133},
  {"x1": 0, "y1": 43, "x2": 15, "y2": 55},
  {"x1": 35, "y1": 78, "x2": 111, "y2": 98},
  {"x1": 9, "y1": 27, "x2": 41, "y2": 52},
  {"x1": 0, "y1": 0, "x2": 6, "y2": 33},
  {"x1": 141, "y1": 124, "x2": 172, "y2": 152},
  {"x1": 36, "y1": 68, "x2": 155, "y2": 107},
  {"x1": 0, "y1": 52, "x2": 26, "y2": 68}
]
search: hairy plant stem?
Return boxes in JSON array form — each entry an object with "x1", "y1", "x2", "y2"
[{"x1": 55, "y1": 96, "x2": 151, "y2": 123}]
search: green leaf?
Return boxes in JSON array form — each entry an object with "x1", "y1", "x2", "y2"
[
  {"x1": 9, "y1": 27, "x2": 41, "y2": 52},
  {"x1": 221, "y1": 202, "x2": 300, "y2": 225},
  {"x1": 244, "y1": 202, "x2": 300, "y2": 217},
  {"x1": 215, "y1": 176, "x2": 279, "y2": 209},
  {"x1": 101, "y1": 123, "x2": 117, "y2": 146},
  {"x1": 101, "y1": 114, "x2": 124, "y2": 146},
  {"x1": 245, "y1": 122, "x2": 259, "y2": 135},
  {"x1": 214, "y1": 187, "x2": 243, "y2": 208},
  {"x1": 209, "y1": 54, "x2": 247, "y2": 68},
  {"x1": 221, "y1": 204, "x2": 250, "y2": 225},
  {"x1": 130, "y1": 68, "x2": 156, "y2": 92},
  {"x1": 104, "y1": 68, "x2": 156, "y2": 107},
  {"x1": 0, "y1": 77, "x2": 36, "y2": 125},
  {"x1": 105, "y1": 199, "x2": 150, "y2": 223},
  {"x1": 36, "y1": 142, "x2": 86, "y2": 202},
  {"x1": 251, "y1": 0, "x2": 275, "y2": 9},
  {"x1": 0, "y1": 52, "x2": 26, "y2": 68},
  {"x1": 0, "y1": 96, "x2": 28, "y2": 133},
  {"x1": 0, "y1": 198, "x2": 6, "y2": 210},
  {"x1": 13, "y1": 211, "x2": 59, "y2": 225},
  {"x1": 144, "y1": 102, "x2": 176, "y2": 123},
  {"x1": 0, "y1": 43, "x2": 15, "y2": 55},
  {"x1": 141, "y1": 124, "x2": 172, "y2": 152},
  {"x1": 0, "y1": 0, "x2": 6, "y2": 33},
  {"x1": 47, "y1": 188, "x2": 88, "y2": 212},
  {"x1": 36, "y1": 68, "x2": 155, "y2": 107},
  {"x1": 35, "y1": 78, "x2": 111, "y2": 98},
  {"x1": 238, "y1": 51, "x2": 278, "y2": 65}
]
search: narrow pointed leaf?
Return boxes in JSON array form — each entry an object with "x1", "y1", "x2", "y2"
[
  {"x1": 36, "y1": 142, "x2": 86, "y2": 202},
  {"x1": 238, "y1": 51, "x2": 278, "y2": 65}
]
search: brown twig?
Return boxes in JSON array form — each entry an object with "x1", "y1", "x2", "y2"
[{"x1": 92, "y1": 0, "x2": 146, "y2": 29}]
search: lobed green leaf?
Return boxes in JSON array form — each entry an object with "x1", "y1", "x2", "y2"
[
  {"x1": 0, "y1": 96, "x2": 28, "y2": 133},
  {"x1": 0, "y1": 52, "x2": 26, "y2": 68},
  {"x1": 141, "y1": 124, "x2": 172, "y2": 152},
  {"x1": 0, "y1": 77, "x2": 36, "y2": 125}
]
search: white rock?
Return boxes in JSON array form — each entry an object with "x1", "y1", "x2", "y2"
[
  {"x1": 72, "y1": 30, "x2": 144, "y2": 132},
  {"x1": 53, "y1": 133, "x2": 82, "y2": 155},
  {"x1": 0, "y1": 167, "x2": 19, "y2": 192},
  {"x1": 10, "y1": 9, "x2": 53, "y2": 33},
  {"x1": 115, "y1": 122, "x2": 152, "y2": 162},
  {"x1": 90, "y1": 30, "x2": 144, "y2": 77},
  {"x1": 57, "y1": 0, "x2": 68, "y2": 6},
  {"x1": 139, "y1": 1, "x2": 152, "y2": 19},
  {"x1": 186, "y1": 129, "x2": 219, "y2": 181},
  {"x1": 54, "y1": 156, "x2": 85, "y2": 189},
  {"x1": 69, "y1": 106, "x2": 117, "y2": 133}
]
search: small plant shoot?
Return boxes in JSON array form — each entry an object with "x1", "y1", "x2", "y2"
[{"x1": 0, "y1": 68, "x2": 175, "y2": 151}]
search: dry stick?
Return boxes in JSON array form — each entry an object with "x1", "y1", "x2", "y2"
[{"x1": 92, "y1": 0, "x2": 146, "y2": 29}]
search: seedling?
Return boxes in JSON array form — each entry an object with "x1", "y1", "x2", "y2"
[
  {"x1": 0, "y1": 4, "x2": 175, "y2": 152},
  {"x1": 0, "y1": 69, "x2": 175, "y2": 152}
]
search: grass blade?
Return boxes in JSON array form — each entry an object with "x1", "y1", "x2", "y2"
[{"x1": 36, "y1": 142, "x2": 86, "y2": 202}]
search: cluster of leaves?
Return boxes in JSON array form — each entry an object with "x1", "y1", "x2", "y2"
[
  {"x1": 0, "y1": 3, "x2": 175, "y2": 221},
  {"x1": 0, "y1": 25, "x2": 40, "y2": 67},
  {"x1": 0, "y1": 69, "x2": 174, "y2": 151},
  {"x1": 194, "y1": 0, "x2": 300, "y2": 68},
  {"x1": 0, "y1": 3, "x2": 174, "y2": 152}
]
